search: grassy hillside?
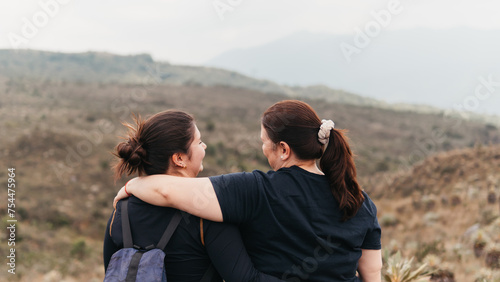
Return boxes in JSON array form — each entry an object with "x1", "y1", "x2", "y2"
[
  {"x1": 1, "y1": 48, "x2": 500, "y2": 280},
  {"x1": 373, "y1": 145, "x2": 500, "y2": 281},
  {"x1": 1, "y1": 76, "x2": 499, "y2": 280}
]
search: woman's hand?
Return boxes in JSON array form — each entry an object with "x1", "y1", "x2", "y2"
[
  {"x1": 113, "y1": 178, "x2": 140, "y2": 208},
  {"x1": 113, "y1": 183, "x2": 132, "y2": 208}
]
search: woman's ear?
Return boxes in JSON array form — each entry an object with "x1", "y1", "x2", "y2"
[
  {"x1": 279, "y1": 141, "x2": 291, "y2": 160},
  {"x1": 171, "y1": 153, "x2": 185, "y2": 168}
]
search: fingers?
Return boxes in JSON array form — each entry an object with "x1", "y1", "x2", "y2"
[{"x1": 113, "y1": 186, "x2": 127, "y2": 209}]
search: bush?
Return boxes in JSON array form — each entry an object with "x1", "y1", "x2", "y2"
[
  {"x1": 86, "y1": 115, "x2": 96, "y2": 123},
  {"x1": 100, "y1": 159, "x2": 109, "y2": 170},
  {"x1": 422, "y1": 195, "x2": 436, "y2": 210},
  {"x1": 376, "y1": 160, "x2": 390, "y2": 172},
  {"x1": 70, "y1": 239, "x2": 89, "y2": 259},
  {"x1": 415, "y1": 241, "x2": 444, "y2": 262},
  {"x1": 206, "y1": 119, "x2": 215, "y2": 132},
  {"x1": 481, "y1": 209, "x2": 498, "y2": 225},
  {"x1": 423, "y1": 212, "x2": 440, "y2": 226},
  {"x1": 486, "y1": 244, "x2": 500, "y2": 269},
  {"x1": 488, "y1": 191, "x2": 497, "y2": 204},
  {"x1": 472, "y1": 230, "x2": 490, "y2": 258},
  {"x1": 474, "y1": 268, "x2": 500, "y2": 282},
  {"x1": 450, "y1": 195, "x2": 461, "y2": 206},
  {"x1": 381, "y1": 214, "x2": 399, "y2": 227},
  {"x1": 430, "y1": 269, "x2": 455, "y2": 281},
  {"x1": 205, "y1": 143, "x2": 216, "y2": 156},
  {"x1": 383, "y1": 251, "x2": 430, "y2": 282}
]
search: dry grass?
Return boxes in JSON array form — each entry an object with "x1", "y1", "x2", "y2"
[
  {"x1": 1, "y1": 78, "x2": 499, "y2": 281},
  {"x1": 375, "y1": 145, "x2": 500, "y2": 281}
]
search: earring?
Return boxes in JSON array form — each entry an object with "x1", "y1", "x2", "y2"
[{"x1": 280, "y1": 156, "x2": 284, "y2": 159}]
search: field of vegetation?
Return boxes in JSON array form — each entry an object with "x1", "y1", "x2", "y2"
[{"x1": 0, "y1": 50, "x2": 499, "y2": 281}]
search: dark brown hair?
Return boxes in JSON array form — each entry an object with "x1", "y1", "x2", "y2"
[
  {"x1": 113, "y1": 110, "x2": 195, "y2": 181},
  {"x1": 262, "y1": 100, "x2": 364, "y2": 221}
]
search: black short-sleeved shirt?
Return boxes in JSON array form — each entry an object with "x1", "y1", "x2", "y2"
[
  {"x1": 210, "y1": 166, "x2": 381, "y2": 282},
  {"x1": 103, "y1": 196, "x2": 282, "y2": 282}
]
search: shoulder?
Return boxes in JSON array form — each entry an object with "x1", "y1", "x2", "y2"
[
  {"x1": 359, "y1": 191, "x2": 378, "y2": 218},
  {"x1": 209, "y1": 170, "x2": 273, "y2": 188}
]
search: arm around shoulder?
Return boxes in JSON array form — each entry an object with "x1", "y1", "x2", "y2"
[
  {"x1": 125, "y1": 175, "x2": 224, "y2": 222},
  {"x1": 357, "y1": 249, "x2": 382, "y2": 282}
]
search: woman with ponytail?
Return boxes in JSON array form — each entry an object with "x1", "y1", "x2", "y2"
[
  {"x1": 113, "y1": 101, "x2": 382, "y2": 281},
  {"x1": 103, "y1": 110, "x2": 282, "y2": 282}
]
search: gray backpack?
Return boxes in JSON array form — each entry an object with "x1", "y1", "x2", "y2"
[{"x1": 104, "y1": 199, "x2": 215, "y2": 282}]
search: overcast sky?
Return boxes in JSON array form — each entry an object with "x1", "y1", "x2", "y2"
[{"x1": 1, "y1": 0, "x2": 500, "y2": 65}]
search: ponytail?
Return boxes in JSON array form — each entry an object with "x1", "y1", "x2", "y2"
[
  {"x1": 319, "y1": 129, "x2": 364, "y2": 221},
  {"x1": 262, "y1": 100, "x2": 365, "y2": 221}
]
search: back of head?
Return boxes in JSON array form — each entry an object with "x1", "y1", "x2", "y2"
[
  {"x1": 262, "y1": 100, "x2": 323, "y2": 159},
  {"x1": 262, "y1": 100, "x2": 364, "y2": 221},
  {"x1": 113, "y1": 110, "x2": 195, "y2": 181}
]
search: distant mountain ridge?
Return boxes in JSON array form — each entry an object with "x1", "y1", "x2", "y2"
[
  {"x1": 0, "y1": 49, "x2": 498, "y2": 126},
  {"x1": 0, "y1": 49, "x2": 377, "y2": 106},
  {"x1": 206, "y1": 28, "x2": 500, "y2": 116}
]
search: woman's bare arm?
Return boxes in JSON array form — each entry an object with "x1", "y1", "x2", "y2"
[
  {"x1": 114, "y1": 175, "x2": 223, "y2": 222},
  {"x1": 357, "y1": 249, "x2": 382, "y2": 282}
]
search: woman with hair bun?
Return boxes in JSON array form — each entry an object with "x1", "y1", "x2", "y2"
[
  {"x1": 103, "y1": 110, "x2": 282, "y2": 282},
  {"x1": 113, "y1": 101, "x2": 382, "y2": 281}
]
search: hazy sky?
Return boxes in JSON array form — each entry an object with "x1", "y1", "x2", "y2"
[{"x1": 1, "y1": 0, "x2": 500, "y2": 65}]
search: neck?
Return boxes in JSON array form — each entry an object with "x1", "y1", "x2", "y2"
[
  {"x1": 281, "y1": 159, "x2": 323, "y2": 175},
  {"x1": 165, "y1": 167, "x2": 190, "y2": 177}
]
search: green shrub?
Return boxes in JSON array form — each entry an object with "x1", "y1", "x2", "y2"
[
  {"x1": 415, "y1": 241, "x2": 444, "y2": 262},
  {"x1": 206, "y1": 119, "x2": 215, "y2": 132},
  {"x1": 380, "y1": 214, "x2": 399, "y2": 227},
  {"x1": 70, "y1": 239, "x2": 89, "y2": 259}
]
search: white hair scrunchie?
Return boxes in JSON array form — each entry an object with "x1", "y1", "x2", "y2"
[{"x1": 318, "y1": 119, "x2": 335, "y2": 145}]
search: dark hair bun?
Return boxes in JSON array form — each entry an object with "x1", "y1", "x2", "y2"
[
  {"x1": 113, "y1": 110, "x2": 195, "y2": 181},
  {"x1": 117, "y1": 138, "x2": 148, "y2": 168}
]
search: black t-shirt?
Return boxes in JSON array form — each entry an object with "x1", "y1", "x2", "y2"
[
  {"x1": 103, "y1": 196, "x2": 282, "y2": 282},
  {"x1": 210, "y1": 166, "x2": 381, "y2": 282}
]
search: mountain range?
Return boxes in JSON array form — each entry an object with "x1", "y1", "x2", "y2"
[
  {"x1": 206, "y1": 28, "x2": 500, "y2": 116},
  {"x1": 1, "y1": 48, "x2": 498, "y2": 126}
]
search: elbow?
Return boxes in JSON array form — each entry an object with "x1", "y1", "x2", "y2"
[
  {"x1": 358, "y1": 257, "x2": 382, "y2": 282},
  {"x1": 358, "y1": 266, "x2": 382, "y2": 282}
]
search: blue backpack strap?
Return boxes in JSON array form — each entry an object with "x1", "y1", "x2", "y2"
[
  {"x1": 157, "y1": 212, "x2": 182, "y2": 250},
  {"x1": 121, "y1": 199, "x2": 133, "y2": 248}
]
